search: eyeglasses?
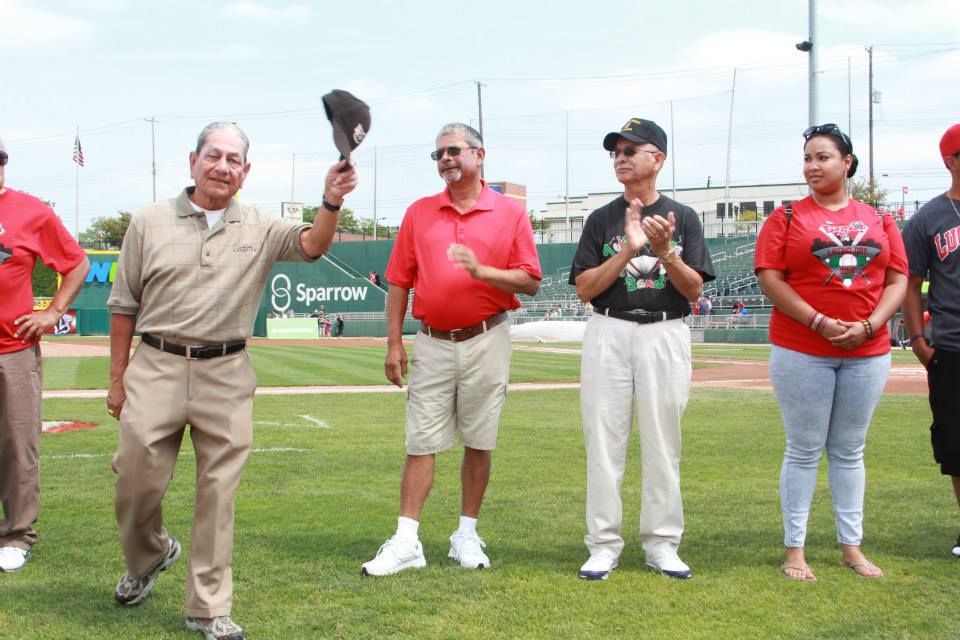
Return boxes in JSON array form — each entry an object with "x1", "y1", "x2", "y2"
[
  {"x1": 609, "y1": 146, "x2": 659, "y2": 159},
  {"x1": 803, "y1": 123, "x2": 853, "y2": 153},
  {"x1": 430, "y1": 146, "x2": 477, "y2": 161},
  {"x1": 0, "y1": 151, "x2": 7, "y2": 166}
]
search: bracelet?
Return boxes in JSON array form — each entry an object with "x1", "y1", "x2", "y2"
[
  {"x1": 910, "y1": 334, "x2": 926, "y2": 345},
  {"x1": 815, "y1": 315, "x2": 828, "y2": 334},
  {"x1": 806, "y1": 309, "x2": 819, "y2": 328},
  {"x1": 658, "y1": 248, "x2": 676, "y2": 264},
  {"x1": 321, "y1": 196, "x2": 342, "y2": 213},
  {"x1": 861, "y1": 319, "x2": 874, "y2": 339}
]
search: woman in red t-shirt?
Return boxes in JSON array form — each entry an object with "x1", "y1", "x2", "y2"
[{"x1": 754, "y1": 124, "x2": 908, "y2": 581}]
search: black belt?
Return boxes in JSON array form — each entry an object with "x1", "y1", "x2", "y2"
[
  {"x1": 141, "y1": 333, "x2": 246, "y2": 360},
  {"x1": 593, "y1": 306, "x2": 684, "y2": 324}
]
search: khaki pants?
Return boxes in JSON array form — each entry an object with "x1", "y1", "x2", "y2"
[
  {"x1": 0, "y1": 345, "x2": 42, "y2": 550},
  {"x1": 580, "y1": 315, "x2": 691, "y2": 559},
  {"x1": 113, "y1": 343, "x2": 256, "y2": 618}
]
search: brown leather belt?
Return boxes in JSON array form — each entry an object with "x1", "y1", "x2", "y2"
[
  {"x1": 141, "y1": 333, "x2": 246, "y2": 360},
  {"x1": 420, "y1": 312, "x2": 507, "y2": 343}
]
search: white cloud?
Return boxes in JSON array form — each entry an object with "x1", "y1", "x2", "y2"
[
  {"x1": 67, "y1": 0, "x2": 129, "y2": 11},
  {"x1": 207, "y1": 44, "x2": 259, "y2": 61},
  {"x1": 820, "y1": 0, "x2": 958, "y2": 33},
  {"x1": 0, "y1": 0, "x2": 94, "y2": 50},
  {"x1": 223, "y1": 2, "x2": 311, "y2": 24}
]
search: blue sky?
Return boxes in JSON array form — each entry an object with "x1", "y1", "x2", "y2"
[{"x1": 1, "y1": 0, "x2": 958, "y2": 234}]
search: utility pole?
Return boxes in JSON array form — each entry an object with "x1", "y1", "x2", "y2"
[
  {"x1": 670, "y1": 100, "x2": 677, "y2": 200},
  {"x1": 475, "y1": 80, "x2": 485, "y2": 180},
  {"x1": 564, "y1": 111, "x2": 569, "y2": 242},
  {"x1": 866, "y1": 45, "x2": 875, "y2": 192},
  {"x1": 795, "y1": 0, "x2": 817, "y2": 126},
  {"x1": 723, "y1": 69, "x2": 737, "y2": 223},
  {"x1": 145, "y1": 117, "x2": 158, "y2": 202},
  {"x1": 290, "y1": 153, "x2": 296, "y2": 201},
  {"x1": 808, "y1": 0, "x2": 818, "y2": 126}
]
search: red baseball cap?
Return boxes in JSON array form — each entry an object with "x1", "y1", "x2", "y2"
[{"x1": 940, "y1": 123, "x2": 960, "y2": 160}]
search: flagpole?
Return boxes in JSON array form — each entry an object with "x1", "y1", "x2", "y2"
[{"x1": 74, "y1": 125, "x2": 80, "y2": 238}]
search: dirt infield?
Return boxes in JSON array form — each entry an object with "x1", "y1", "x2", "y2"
[{"x1": 39, "y1": 337, "x2": 927, "y2": 395}]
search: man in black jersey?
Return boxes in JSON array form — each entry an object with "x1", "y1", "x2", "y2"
[{"x1": 570, "y1": 118, "x2": 714, "y2": 580}]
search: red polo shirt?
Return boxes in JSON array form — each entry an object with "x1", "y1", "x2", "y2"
[
  {"x1": 386, "y1": 182, "x2": 542, "y2": 330},
  {"x1": 0, "y1": 188, "x2": 87, "y2": 353}
]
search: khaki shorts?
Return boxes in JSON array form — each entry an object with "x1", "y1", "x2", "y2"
[{"x1": 405, "y1": 320, "x2": 511, "y2": 455}]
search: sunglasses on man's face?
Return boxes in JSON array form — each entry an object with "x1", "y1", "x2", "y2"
[
  {"x1": 0, "y1": 151, "x2": 7, "y2": 166},
  {"x1": 609, "y1": 146, "x2": 659, "y2": 159},
  {"x1": 430, "y1": 146, "x2": 476, "y2": 161}
]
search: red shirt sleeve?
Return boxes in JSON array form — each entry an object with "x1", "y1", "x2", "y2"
[
  {"x1": 35, "y1": 205, "x2": 86, "y2": 274},
  {"x1": 385, "y1": 205, "x2": 417, "y2": 288},
  {"x1": 508, "y1": 212, "x2": 542, "y2": 279},
  {"x1": 754, "y1": 205, "x2": 789, "y2": 273}
]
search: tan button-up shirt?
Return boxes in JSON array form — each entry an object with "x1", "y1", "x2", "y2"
[{"x1": 107, "y1": 188, "x2": 314, "y2": 344}]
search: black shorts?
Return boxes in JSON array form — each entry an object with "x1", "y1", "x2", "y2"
[{"x1": 928, "y1": 348, "x2": 960, "y2": 476}]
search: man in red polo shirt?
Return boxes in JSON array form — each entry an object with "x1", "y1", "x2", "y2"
[
  {"x1": 362, "y1": 122, "x2": 541, "y2": 576},
  {"x1": 0, "y1": 136, "x2": 89, "y2": 573}
]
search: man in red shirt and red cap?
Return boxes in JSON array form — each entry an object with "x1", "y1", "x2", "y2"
[{"x1": 0, "y1": 136, "x2": 89, "y2": 573}]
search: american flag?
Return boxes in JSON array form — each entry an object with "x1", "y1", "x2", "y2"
[{"x1": 72, "y1": 134, "x2": 85, "y2": 167}]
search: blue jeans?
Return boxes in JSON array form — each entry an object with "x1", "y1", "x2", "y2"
[{"x1": 769, "y1": 345, "x2": 890, "y2": 547}]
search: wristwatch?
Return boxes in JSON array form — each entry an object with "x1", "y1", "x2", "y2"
[
  {"x1": 659, "y1": 248, "x2": 676, "y2": 264},
  {"x1": 322, "y1": 196, "x2": 342, "y2": 213}
]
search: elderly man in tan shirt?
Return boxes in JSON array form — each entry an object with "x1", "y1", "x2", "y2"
[{"x1": 106, "y1": 122, "x2": 357, "y2": 640}]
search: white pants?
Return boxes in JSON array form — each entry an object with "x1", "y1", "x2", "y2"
[{"x1": 581, "y1": 314, "x2": 691, "y2": 558}]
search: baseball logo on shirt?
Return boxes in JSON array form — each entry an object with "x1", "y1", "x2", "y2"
[
  {"x1": 811, "y1": 220, "x2": 881, "y2": 288},
  {"x1": 0, "y1": 222, "x2": 5, "y2": 236},
  {"x1": 602, "y1": 233, "x2": 682, "y2": 292},
  {"x1": 0, "y1": 242, "x2": 11, "y2": 265}
]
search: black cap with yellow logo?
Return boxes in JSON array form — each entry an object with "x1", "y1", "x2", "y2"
[{"x1": 603, "y1": 118, "x2": 667, "y2": 154}]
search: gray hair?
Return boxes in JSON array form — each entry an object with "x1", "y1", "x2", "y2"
[
  {"x1": 195, "y1": 122, "x2": 249, "y2": 161},
  {"x1": 436, "y1": 122, "x2": 483, "y2": 148}
]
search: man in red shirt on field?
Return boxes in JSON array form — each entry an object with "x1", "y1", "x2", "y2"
[
  {"x1": 362, "y1": 123, "x2": 541, "y2": 576},
  {"x1": 0, "y1": 136, "x2": 89, "y2": 573}
]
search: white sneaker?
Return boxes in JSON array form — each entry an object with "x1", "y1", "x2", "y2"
[
  {"x1": 0, "y1": 547, "x2": 30, "y2": 572},
  {"x1": 448, "y1": 530, "x2": 490, "y2": 569},
  {"x1": 361, "y1": 536, "x2": 426, "y2": 576},
  {"x1": 645, "y1": 546, "x2": 692, "y2": 579},
  {"x1": 185, "y1": 615, "x2": 244, "y2": 640},
  {"x1": 579, "y1": 552, "x2": 618, "y2": 580}
]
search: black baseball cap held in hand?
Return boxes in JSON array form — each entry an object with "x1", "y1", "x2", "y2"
[
  {"x1": 603, "y1": 118, "x2": 668, "y2": 154},
  {"x1": 322, "y1": 89, "x2": 371, "y2": 162}
]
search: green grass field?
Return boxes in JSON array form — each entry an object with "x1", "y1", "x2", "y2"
[{"x1": 5, "y1": 346, "x2": 955, "y2": 639}]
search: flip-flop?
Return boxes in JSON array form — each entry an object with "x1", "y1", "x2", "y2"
[
  {"x1": 780, "y1": 564, "x2": 816, "y2": 581},
  {"x1": 843, "y1": 560, "x2": 884, "y2": 578}
]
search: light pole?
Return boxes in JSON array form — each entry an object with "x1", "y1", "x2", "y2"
[{"x1": 795, "y1": 0, "x2": 817, "y2": 127}]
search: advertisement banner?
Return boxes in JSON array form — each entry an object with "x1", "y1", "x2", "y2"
[{"x1": 266, "y1": 317, "x2": 319, "y2": 339}]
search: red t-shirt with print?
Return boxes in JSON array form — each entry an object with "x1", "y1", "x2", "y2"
[
  {"x1": 0, "y1": 188, "x2": 87, "y2": 353},
  {"x1": 754, "y1": 196, "x2": 908, "y2": 357}
]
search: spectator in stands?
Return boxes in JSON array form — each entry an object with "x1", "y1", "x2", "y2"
[
  {"x1": 901, "y1": 122, "x2": 960, "y2": 558},
  {"x1": 570, "y1": 118, "x2": 714, "y2": 581},
  {"x1": 724, "y1": 303, "x2": 749, "y2": 328},
  {"x1": 703, "y1": 295, "x2": 713, "y2": 315},
  {"x1": 755, "y1": 123, "x2": 907, "y2": 581},
  {"x1": 361, "y1": 122, "x2": 541, "y2": 577}
]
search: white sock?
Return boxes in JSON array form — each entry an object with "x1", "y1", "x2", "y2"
[
  {"x1": 458, "y1": 515, "x2": 478, "y2": 534},
  {"x1": 396, "y1": 516, "x2": 419, "y2": 541}
]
